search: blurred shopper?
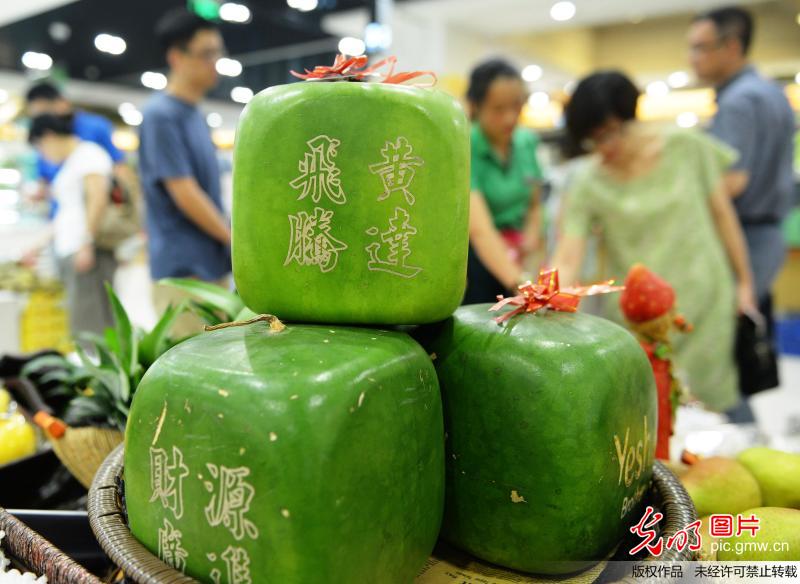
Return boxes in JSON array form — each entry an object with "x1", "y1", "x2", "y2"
[
  {"x1": 25, "y1": 82, "x2": 126, "y2": 189},
  {"x1": 552, "y1": 71, "x2": 756, "y2": 413},
  {"x1": 140, "y1": 9, "x2": 231, "y2": 335},
  {"x1": 27, "y1": 114, "x2": 116, "y2": 336},
  {"x1": 689, "y1": 6, "x2": 794, "y2": 402},
  {"x1": 463, "y1": 59, "x2": 544, "y2": 303}
]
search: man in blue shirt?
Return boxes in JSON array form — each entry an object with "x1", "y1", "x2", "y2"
[
  {"x1": 139, "y1": 8, "x2": 231, "y2": 334},
  {"x1": 689, "y1": 6, "x2": 795, "y2": 412}
]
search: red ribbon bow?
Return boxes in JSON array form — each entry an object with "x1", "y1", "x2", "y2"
[
  {"x1": 291, "y1": 54, "x2": 437, "y2": 86},
  {"x1": 489, "y1": 268, "x2": 624, "y2": 323}
]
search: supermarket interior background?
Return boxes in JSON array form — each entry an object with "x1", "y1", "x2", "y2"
[{"x1": 0, "y1": 0, "x2": 799, "y2": 579}]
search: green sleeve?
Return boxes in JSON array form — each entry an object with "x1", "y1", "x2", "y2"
[
  {"x1": 469, "y1": 152, "x2": 482, "y2": 193},
  {"x1": 561, "y1": 168, "x2": 593, "y2": 238},
  {"x1": 680, "y1": 130, "x2": 738, "y2": 199},
  {"x1": 526, "y1": 132, "x2": 544, "y2": 181}
]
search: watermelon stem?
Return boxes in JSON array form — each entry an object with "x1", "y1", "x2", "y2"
[{"x1": 204, "y1": 314, "x2": 286, "y2": 333}]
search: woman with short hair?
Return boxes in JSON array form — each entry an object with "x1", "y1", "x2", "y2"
[{"x1": 552, "y1": 71, "x2": 756, "y2": 413}]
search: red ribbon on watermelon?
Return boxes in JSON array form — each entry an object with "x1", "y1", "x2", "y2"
[
  {"x1": 489, "y1": 268, "x2": 624, "y2": 323},
  {"x1": 290, "y1": 54, "x2": 437, "y2": 86}
]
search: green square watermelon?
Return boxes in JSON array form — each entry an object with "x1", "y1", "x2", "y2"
[
  {"x1": 417, "y1": 305, "x2": 658, "y2": 574},
  {"x1": 125, "y1": 320, "x2": 444, "y2": 583},
  {"x1": 232, "y1": 81, "x2": 470, "y2": 324}
]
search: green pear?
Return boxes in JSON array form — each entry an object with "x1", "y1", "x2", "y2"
[
  {"x1": 717, "y1": 507, "x2": 800, "y2": 561},
  {"x1": 680, "y1": 457, "x2": 761, "y2": 517},
  {"x1": 697, "y1": 516, "x2": 718, "y2": 561},
  {"x1": 738, "y1": 447, "x2": 800, "y2": 509}
]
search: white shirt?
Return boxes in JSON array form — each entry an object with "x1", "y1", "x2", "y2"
[{"x1": 51, "y1": 141, "x2": 113, "y2": 258}]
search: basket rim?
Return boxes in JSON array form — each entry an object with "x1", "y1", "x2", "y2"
[
  {"x1": 0, "y1": 507, "x2": 104, "y2": 584},
  {"x1": 88, "y1": 446, "x2": 697, "y2": 584}
]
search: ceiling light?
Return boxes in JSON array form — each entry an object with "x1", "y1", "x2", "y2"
[
  {"x1": 122, "y1": 110, "x2": 143, "y2": 126},
  {"x1": 48, "y1": 22, "x2": 71, "y2": 42},
  {"x1": 216, "y1": 57, "x2": 243, "y2": 77},
  {"x1": 550, "y1": 1, "x2": 576, "y2": 22},
  {"x1": 141, "y1": 71, "x2": 167, "y2": 90},
  {"x1": 118, "y1": 102, "x2": 138, "y2": 117},
  {"x1": 219, "y1": 3, "x2": 251, "y2": 23},
  {"x1": 676, "y1": 112, "x2": 698, "y2": 128},
  {"x1": 795, "y1": 72, "x2": 800, "y2": 84},
  {"x1": 287, "y1": 0, "x2": 318, "y2": 12},
  {"x1": 94, "y1": 33, "x2": 126, "y2": 56},
  {"x1": 0, "y1": 169, "x2": 22, "y2": 185},
  {"x1": 207, "y1": 112, "x2": 223, "y2": 128},
  {"x1": 667, "y1": 71, "x2": 690, "y2": 89},
  {"x1": 231, "y1": 86, "x2": 253, "y2": 104},
  {"x1": 338, "y1": 37, "x2": 366, "y2": 57},
  {"x1": 0, "y1": 90, "x2": 7, "y2": 103},
  {"x1": 364, "y1": 22, "x2": 392, "y2": 51},
  {"x1": 522, "y1": 65, "x2": 543, "y2": 83},
  {"x1": 646, "y1": 81, "x2": 669, "y2": 98},
  {"x1": 796, "y1": 13, "x2": 800, "y2": 26},
  {"x1": 21, "y1": 51, "x2": 53, "y2": 71},
  {"x1": 0, "y1": 189, "x2": 19, "y2": 207},
  {"x1": 528, "y1": 91, "x2": 550, "y2": 108}
]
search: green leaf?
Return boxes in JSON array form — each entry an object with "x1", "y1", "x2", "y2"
[
  {"x1": 159, "y1": 278, "x2": 244, "y2": 320},
  {"x1": 75, "y1": 344, "x2": 130, "y2": 406},
  {"x1": 20, "y1": 354, "x2": 70, "y2": 378},
  {"x1": 189, "y1": 300, "x2": 225, "y2": 327},
  {"x1": 105, "y1": 283, "x2": 138, "y2": 378},
  {"x1": 76, "y1": 333, "x2": 115, "y2": 368},
  {"x1": 38, "y1": 369, "x2": 75, "y2": 386},
  {"x1": 139, "y1": 300, "x2": 189, "y2": 368},
  {"x1": 44, "y1": 385, "x2": 79, "y2": 399},
  {"x1": 63, "y1": 396, "x2": 108, "y2": 426},
  {"x1": 104, "y1": 327, "x2": 120, "y2": 356}
]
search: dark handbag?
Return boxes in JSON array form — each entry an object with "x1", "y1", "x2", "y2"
[{"x1": 735, "y1": 312, "x2": 779, "y2": 396}]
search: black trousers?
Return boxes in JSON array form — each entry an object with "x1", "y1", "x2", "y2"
[{"x1": 462, "y1": 245, "x2": 506, "y2": 306}]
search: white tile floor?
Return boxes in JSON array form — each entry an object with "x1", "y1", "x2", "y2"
[
  {"x1": 749, "y1": 356, "x2": 800, "y2": 446},
  {"x1": 115, "y1": 260, "x2": 800, "y2": 453}
]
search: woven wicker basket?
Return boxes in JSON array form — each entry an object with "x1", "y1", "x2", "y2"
[
  {"x1": 0, "y1": 507, "x2": 102, "y2": 584},
  {"x1": 49, "y1": 426, "x2": 125, "y2": 489},
  {"x1": 89, "y1": 445, "x2": 697, "y2": 583}
]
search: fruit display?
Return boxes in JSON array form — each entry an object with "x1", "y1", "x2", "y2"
[
  {"x1": 125, "y1": 318, "x2": 444, "y2": 583},
  {"x1": 417, "y1": 301, "x2": 656, "y2": 574},
  {"x1": 738, "y1": 447, "x2": 800, "y2": 509},
  {"x1": 0, "y1": 388, "x2": 37, "y2": 466},
  {"x1": 680, "y1": 450, "x2": 800, "y2": 561},
  {"x1": 716, "y1": 507, "x2": 800, "y2": 561},
  {"x1": 232, "y1": 57, "x2": 470, "y2": 325},
  {"x1": 0, "y1": 262, "x2": 69, "y2": 353},
  {"x1": 63, "y1": 55, "x2": 790, "y2": 582},
  {"x1": 681, "y1": 457, "x2": 762, "y2": 517}
]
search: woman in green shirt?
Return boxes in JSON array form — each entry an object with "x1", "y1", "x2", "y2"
[
  {"x1": 464, "y1": 59, "x2": 545, "y2": 303},
  {"x1": 552, "y1": 71, "x2": 757, "y2": 413}
]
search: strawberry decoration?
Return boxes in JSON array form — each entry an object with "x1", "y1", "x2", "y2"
[
  {"x1": 620, "y1": 264, "x2": 691, "y2": 461},
  {"x1": 620, "y1": 264, "x2": 676, "y2": 323}
]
